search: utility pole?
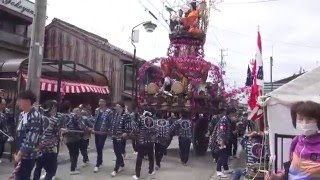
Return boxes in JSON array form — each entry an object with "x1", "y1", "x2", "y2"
[
  {"x1": 220, "y1": 49, "x2": 227, "y2": 88},
  {"x1": 220, "y1": 49, "x2": 227, "y2": 76},
  {"x1": 270, "y1": 56, "x2": 273, "y2": 91},
  {"x1": 26, "y1": 0, "x2": 47, "y2": 102}
]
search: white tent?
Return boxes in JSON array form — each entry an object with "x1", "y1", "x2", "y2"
[{"x1": 264, "y1": 66, "x2": 320, "y2": 172}]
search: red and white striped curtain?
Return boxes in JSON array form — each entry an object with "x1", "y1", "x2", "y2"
[{"x1": 23, "y1": 74, "x2": 109, "y2": 94}]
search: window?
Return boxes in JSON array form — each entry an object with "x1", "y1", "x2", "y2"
[
  {"x1": 0, "y1": 20, "x2": 15, "y2": 33},
  {"x1": 15, "y1": 24, "x2": 27, "y2": 36},
  {"x1": 0, "y1": 12, "x2": 28, "y2": 36},
  {"x1": 124, "y1": 64, "x2": 134, "y2": 91}
]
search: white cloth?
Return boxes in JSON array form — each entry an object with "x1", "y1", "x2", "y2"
[
  {"x1": 164, "y1": 77, "x2": 171, "y2": 85},
  {"x1": 17, "y1": 112, "x2": 28, "y2": 131}
]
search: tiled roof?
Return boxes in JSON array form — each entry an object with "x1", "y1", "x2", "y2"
[{"x1": 47, "y1": 18, "x2": 145, "y2": 62}]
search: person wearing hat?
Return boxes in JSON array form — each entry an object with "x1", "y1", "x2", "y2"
[
  {"x1": 92, "y1": 99, "x2": 113, "y2": 173},
  {"x1": 33, "y1": 100, "x2": 61, "y2": 180}
]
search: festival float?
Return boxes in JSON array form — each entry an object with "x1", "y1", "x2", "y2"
[{"x1": 137, "y1": 0, "x2": 242, "y2": 155}]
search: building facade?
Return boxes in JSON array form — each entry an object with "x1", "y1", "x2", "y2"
[
  {"x1": 44, "y1": 18, "x2": 143, "y2": 102},
  {"x1": 0, "y1": 0, "x2": 34, "y2": 62}
]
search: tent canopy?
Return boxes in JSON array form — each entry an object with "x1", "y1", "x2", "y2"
[
  {"x1": 267, "y1": 66, "x2": 320, "y2": 105},
  {"x1": 265, "y1": 66, "x2": 320, "y2": 172},
  {"x1": 0, "y1": 58, "x2": 109, "y2": 94}
]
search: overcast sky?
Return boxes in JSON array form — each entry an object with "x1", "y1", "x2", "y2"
[{"x1": 42, "y1": 0, "x2": 320, "y2": 87}]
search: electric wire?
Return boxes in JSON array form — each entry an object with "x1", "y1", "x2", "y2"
[
  {"x1": 145, "y1": 0, "x2": 170, "y2": 25},
  {"x1": 222, "y1": 0, "x2": 279, "y2": 5},
  {"x1": 137, "y1": 0, "x2": 170, "y2": 31},
  {"x1": 212, "y1": 31, "x2": 224, "y2": 48},
  {"x1": 211, "y1": 26, "x2": 320, "y2": 49}
]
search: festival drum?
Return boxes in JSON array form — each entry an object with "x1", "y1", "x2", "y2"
[
  {"x1": 147, "y1": 83, "x2": 159, "y2": 95},
  {"x1": 171, "y1": 81, "x2": 184, "y2": 94}
]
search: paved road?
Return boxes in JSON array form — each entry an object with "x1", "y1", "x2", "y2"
[{"x1": 0, "y1": 137, "x2": 245, "y2": 180}]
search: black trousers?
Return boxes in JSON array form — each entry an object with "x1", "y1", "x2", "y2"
[
  {"x1": 132, "y1": 139, "x2": 137, "y2": 152},
  {"x1": 217, "y1": 153, "x2": 229, "y2": 172},
  {"x1": 164, "y1": 135, "x2": 174, "y2": 156},
  {"x1": 155, "y1": 143, "x2": 166, "y2": 167},
  {"x1": 79, "y1": 138, "x2": 89, "y2": 163},
  {"x1": 95, "y1": 134, "x2": 107, "y2": 167},
  {"x1": 178, "y1": 137, "x2": 191, "y2": 164},
  {"x1": 113, "y1": 139, "x2": 125, "y2": 172},
  {"x1": 33, "y1": 152, "x2": 58, "y2": 180},
  {"x1": 135, "y1": 143, "x2": 154, "y2": 178},
  {"x1": 211, "y1": 151, "x2": 218, "y2": 162},
  {"x1": 15, "y1": 159, "x2": 36, "y2": 180},
  {"x1": 227, "y1": 138, "x2": 238, "y2": 157},
  {"x1": 231, "y1": 139, "x2": 238, "y2": 156},
  {"x1": 121, "y1": 139, "x2": 126, "y2": 155},
  {"x1": 0, "y1": 139, "x2": 6, "y2": 158},
  {"x1": 66, "y1": 141, "x2": 81, "y2": 171}
]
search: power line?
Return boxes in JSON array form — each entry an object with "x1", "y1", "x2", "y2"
[
  {"x1": 165, "y1": 0, "x2": 173, "y2": 8},
  {"x1": 212, "y1": 31, "x2": 224, "y2": 48},
  {"x1": 137, "y1": 0, "x2": 170, "y2": 31},
  {"x1": 228, "y1": 49, "x2": 252, "y2": 56},
  {"x1": 222, "y1": 0, "x2": 279, "y2": 5},
  {"x1": 145, "y1": 0, "x2": 169, "y2": 25},
  {"x1": 210, "y1": 25, "x2": 320, "y2": 49}
]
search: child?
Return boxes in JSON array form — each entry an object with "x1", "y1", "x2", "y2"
[
  {"x1": 266, "y1": 101, "x2": 320, "y2": 179},
  {"x1": 216, "y1": 135, "x2": 230, "y2": 178}
]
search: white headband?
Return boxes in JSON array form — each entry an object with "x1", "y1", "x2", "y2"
[{"x1": 143, "y1": 111, "x2": 152, "y2": 117}]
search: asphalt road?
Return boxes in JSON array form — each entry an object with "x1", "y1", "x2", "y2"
[{"x1": 0, "y1": 137, "x2": 245, "y2": 180}]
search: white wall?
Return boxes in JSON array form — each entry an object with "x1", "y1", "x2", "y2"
[{"x1": 267, "y1": 104, "x2": 300, "y2": 171}]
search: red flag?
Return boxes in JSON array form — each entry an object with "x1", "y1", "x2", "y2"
[
  {"x1": 248, "y1": 29, "x2": 264, "y2": 122},
  {"x1": 248, "y1": 60, "x2": 257, "y2": 110}
]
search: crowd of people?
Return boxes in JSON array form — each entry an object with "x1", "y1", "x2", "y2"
[
  {"x1": 0, "y1": 91, "x2": 194, "y2": 180},
  {"x1": 1, "y1": 90, "x2": 319, "y2": 180}
]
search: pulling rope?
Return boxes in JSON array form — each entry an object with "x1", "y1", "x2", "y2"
[
  {"x1": 61, "y1": 129, "x2": 137, "y2": 137},
  {"x1": 0, "y1": 129, "x2": 13, "y2": 141}
]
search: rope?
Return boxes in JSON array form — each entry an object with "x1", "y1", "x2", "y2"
[{"x1": 0, "y1": 129, "x2": 11, "y2": 138}]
